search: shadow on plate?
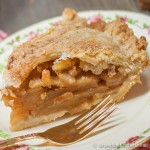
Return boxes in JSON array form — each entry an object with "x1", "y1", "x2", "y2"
[{"x1": 124, "y1": 74, "x2": 150, "y2": 101}]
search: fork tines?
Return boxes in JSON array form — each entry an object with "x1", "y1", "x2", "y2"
[{"x1": 74, "y1": 95, "x2": 117, "y2": 134}]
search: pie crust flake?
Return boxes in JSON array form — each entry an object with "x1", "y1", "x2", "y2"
[{"x1": 1, "y1": 8, "x2": 150, "y2": 131}]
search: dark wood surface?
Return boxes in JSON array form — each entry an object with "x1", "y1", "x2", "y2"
[{"x1": 0, "y1": 0, "x2": 150, "y2": 34}]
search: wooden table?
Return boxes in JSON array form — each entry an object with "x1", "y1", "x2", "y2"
[{"x1": 0, "y1": 0, "x2": 150, "y2": 34}]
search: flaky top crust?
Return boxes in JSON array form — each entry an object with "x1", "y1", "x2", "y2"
[{"x1": 3, "y1": 8, "x2": 149, "y2": 88}]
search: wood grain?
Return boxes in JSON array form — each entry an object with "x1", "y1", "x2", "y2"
[{"x1": 0, "y1": 0, "x2": 150, "y2": 34}]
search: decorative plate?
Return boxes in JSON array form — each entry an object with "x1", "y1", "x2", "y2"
[{"x1": 0, "y1": 10, "x2": 150, "y2": 150}]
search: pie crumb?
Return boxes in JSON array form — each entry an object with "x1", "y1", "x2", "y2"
[{"x1": 41, "y1": 92, "x2": 47, "y2": 100}]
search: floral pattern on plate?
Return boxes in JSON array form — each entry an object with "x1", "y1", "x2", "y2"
[{"x1": 0, "y1": 11, "x2": 150, "y2": 150}]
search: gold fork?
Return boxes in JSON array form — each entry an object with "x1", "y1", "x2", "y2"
[{"x1": 0, "y1": 95, "x2": 117, "y2": 149}]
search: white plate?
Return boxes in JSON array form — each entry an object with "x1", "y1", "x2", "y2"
[{"x1": 0, "y1": 10, "x2": 150, "y2": 150}]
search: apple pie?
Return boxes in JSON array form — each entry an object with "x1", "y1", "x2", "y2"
[{"x1": 1, "y1": 8, "x2": 150, "y2": 131}]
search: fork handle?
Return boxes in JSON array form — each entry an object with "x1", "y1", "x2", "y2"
[{"x1": 0, "y1": 133, "x2": 38, "y2": 149}]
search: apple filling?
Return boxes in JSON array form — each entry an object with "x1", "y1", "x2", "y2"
[{"x1": 3, "y1": 58, "x2": 126, "y2": 130}]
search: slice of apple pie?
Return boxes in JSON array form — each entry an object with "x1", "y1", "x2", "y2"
[{"x1": 1, "y1": 8, "x2": 149, "y2": 131}]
